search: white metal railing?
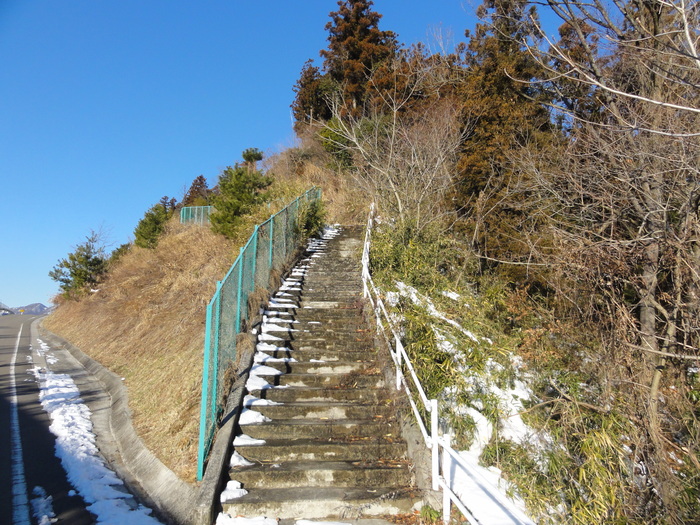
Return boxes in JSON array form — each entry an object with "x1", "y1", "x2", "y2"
[{"x1": 361, "y1": 204, "x2": 534, "y2": 525}]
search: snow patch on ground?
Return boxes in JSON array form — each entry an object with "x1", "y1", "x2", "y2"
[
  {"x1": 233, "y1": 434, "x2": 266, "y2": 446},
  {"x1": 30, "y1": 340, "x2": 161, "y2": 524},
  {"x1": 30, "y1": 486, "x2": 56, "y2": 525},
  {"x1": 230, "y1": 451, "x2": 255, "y2": 468},
  {"x1": 386, "y1": 283, "x2": 538, "y2": 524},
  {"x1": 396, "y1": 281, "x2": 483, "y2": 343},
  {"x1": 238, "y1": 408, "x2": 271, "y2": 425}
]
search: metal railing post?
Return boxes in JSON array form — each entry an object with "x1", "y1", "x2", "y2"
[
  {"x1": 251, "y1": 225, "x2": 259, "y2": 286},
  {"x1": 235, "y1": 248, "x2": 244, "y2": 333},
  {"x1": 431, "y1": 398, "x2": 439, "y2": 491},
  {"x1": 443, "y1": 434, "x2": 452, "y2": 524},
  {"x1": 269, "y1": 217, "x2": 275, "y2": 273},
  {"x1": 395, "y1": 335, "x2": 403, "y2": 390}
]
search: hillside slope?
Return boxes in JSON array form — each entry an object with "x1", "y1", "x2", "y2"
[{"x1": 44, "y1": 220, "x2": 235, "y2": 481}]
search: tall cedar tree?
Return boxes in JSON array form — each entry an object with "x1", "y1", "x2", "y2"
[
  {"x1": 455, "y1": 0, "x2": 554, "y2": 271},
  {"x1": 182, "y1": 175, "x2": 210, "y2": 207},
  {"x1": 292, "y1": 0, "x2": 398, "y2": 127}
]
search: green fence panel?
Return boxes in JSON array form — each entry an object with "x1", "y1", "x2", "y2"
[
  {"x1": 180, "y1": 206, "x2": 214, "y2": 225},
  {"x1": 197, "y1": 188, "x2": 321, "y2": 480},
  {"x1": 254, "y1": 220, "x2": 272, "y2": 291}
]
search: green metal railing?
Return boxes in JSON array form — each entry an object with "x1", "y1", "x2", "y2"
[
  {"x1": 180, "y1": 205, "x2": 214, "y2": 225},
  {"x1": 197, "y1": 187, "x2": 321, "y2": 480}
]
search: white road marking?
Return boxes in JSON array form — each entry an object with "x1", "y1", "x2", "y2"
[{"x1": 10, "y1": 324, "x2": 31, "y2": 524}]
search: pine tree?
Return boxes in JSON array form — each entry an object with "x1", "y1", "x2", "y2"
[
  {"x1": 49, "y1": 232, "x2": 108, "y2": 298},
  {"x1": 241, "y1": 147, "x2": 263, "y2": 172},
  {"x1": 210, "y1": 164, "x2": 272, "y2": 238},
  {"x1": 134, "y1": 198, "x2": 175, "y2": 249}
]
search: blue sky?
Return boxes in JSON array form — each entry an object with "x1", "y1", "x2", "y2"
[{"x1": 0, "y1": 1, "x2": 493, "y2": 307}]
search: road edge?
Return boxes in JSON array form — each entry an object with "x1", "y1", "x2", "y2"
[{"x1": 36, "y1": 319, "x2": 201, "y2": 525}]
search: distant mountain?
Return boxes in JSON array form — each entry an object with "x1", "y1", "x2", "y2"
[
  {"x1": 0, "y1": 301, "x2": 50, "y2": 315},
  {"x1": 15, "y1": 303, "x2": 50, "y2": 315}
]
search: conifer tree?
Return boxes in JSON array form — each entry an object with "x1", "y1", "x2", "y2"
[
  {"x1": 182, "y1": 175, "x2": 210, "y2": 207},
  {"x1": 321, "y1": 0, "x2": 398, "y2": 115},
  {"x1": 134, "y1": 197, "x2": 176, "y2": 249},
  {"x1": 291, "y1": 0, "x2": 398, "y2": 127},
  {"x1": 291, "y1": 60, "x2": 333, "y2": 129},
  {"x1": 210, "y1": 163, "x2": 272, "y2": 238},
  {"x1": 49, "y1": 232, "x2": 108, "y2": 298},
  {"x1": 454, "y1": 0, "x2": 554, "y2": 266},
  {"x1": 241, "y1": 147, "x2": 263, "y2": 172}
]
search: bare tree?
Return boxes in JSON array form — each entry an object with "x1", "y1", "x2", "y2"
[
  {"x1": 321, "y1": 52, "x2": 473, "y2": 232},
  {"x1": 499, "y1": 0, "x2": 700, "y2": 518},
  {"x1": 528, "y1": 0, "x2": 700, "y2": 134}
]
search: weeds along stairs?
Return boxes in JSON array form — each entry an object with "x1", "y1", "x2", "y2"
[{"x1": 221, "y1": 226, "x2": 420, "y2": 521}]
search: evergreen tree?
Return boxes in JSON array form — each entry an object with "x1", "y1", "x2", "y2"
[
  {"x1": 291, "y1": 59, "x2": 333, "y2": 128},
  {"x1": 457, "y1": 0, "x2": 550, "y2": 197},
  {"x1": 291, "y1": 0, "x2": 398, "y2": 127},
  {"x1": 210, "y1": 163, "x2": 272, "y2": 238},
  {"x1": 321, "y1": 0, "x2": 398, "y2": 115},
  {"x1": 454, "y1": 0, "x2": 554, "y2": 268},
  {"x1": 134, "y1": 197, "x2": 176, "y2": 249},
  {"x1": 49, "y1": 232, "x2": 108, "y2": 298},
  {"x1": 241, "y1": 147, "x2": 263, "y2": 172},
  {"x1": 182, "y1": 175, "x2": 210, "y2": 207}
]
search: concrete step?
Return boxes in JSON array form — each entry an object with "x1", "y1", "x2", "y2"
[
  {"x1": 257, "y1": 334, "x2": 373, "y2": 348},
  {"x1": 230, "y1": 459, "x2": 412, "y2": 488},
  {"x1": 260, "y1": 326, "x2": 373, "y2": 339},
  {"x1": 249, "y1": 386, "x2": 391, "y2": 404},
  {"x1": 248, "y1": 402, "x2": 395, "y2": 421},
  {"x1": 253, "y1": 360, "x2": 379, "y2": 375},
  {"x1": 221, "y1": 486, "x2": 419, "y2": 520},
  {"x1": 234, "y1": 438, "x2": 407, "y2": 463},
  {"x1": 256, "y1": 372, "x2": 385, "y2": 389},
  {"x1": 265, "y1": 307, "x2": 365, "y2": 320},
  {"x1": 255, "y1": 347, "x2": 375, "y2": 362},
  {"x1": 273, "y1": 315, "x2": 366, "y2": 325},
  {"x1": 240, "y1": 418, "x2": 399, "y2": 440}
]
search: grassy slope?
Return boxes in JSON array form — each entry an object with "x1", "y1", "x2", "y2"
[
  {"x1": 42, "y1": 154, "x2": 366, "y2": 484},
  {"x1": 44, "y1": 221, "x2": 235, "y2": 482}
]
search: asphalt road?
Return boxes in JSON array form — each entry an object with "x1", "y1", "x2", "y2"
[{"x1": 0, "y1": 314, "x2": 94, "y2": 524}]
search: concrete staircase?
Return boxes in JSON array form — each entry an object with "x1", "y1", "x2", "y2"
[{"x1": 221, "y1": 226, "x2": 419, "y2": 521}]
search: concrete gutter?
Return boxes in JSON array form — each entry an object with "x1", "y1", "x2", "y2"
[{"x1": 36, "y1": 320, "x2": 257, "y2": 525}]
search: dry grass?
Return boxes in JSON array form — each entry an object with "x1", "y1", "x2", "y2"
[
  {"x1": 44, "y1": 219, "x2": 236, "y2": 482},
  {"x1": 266, "y1": 129, "x2": 367, "y2": 225}
]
